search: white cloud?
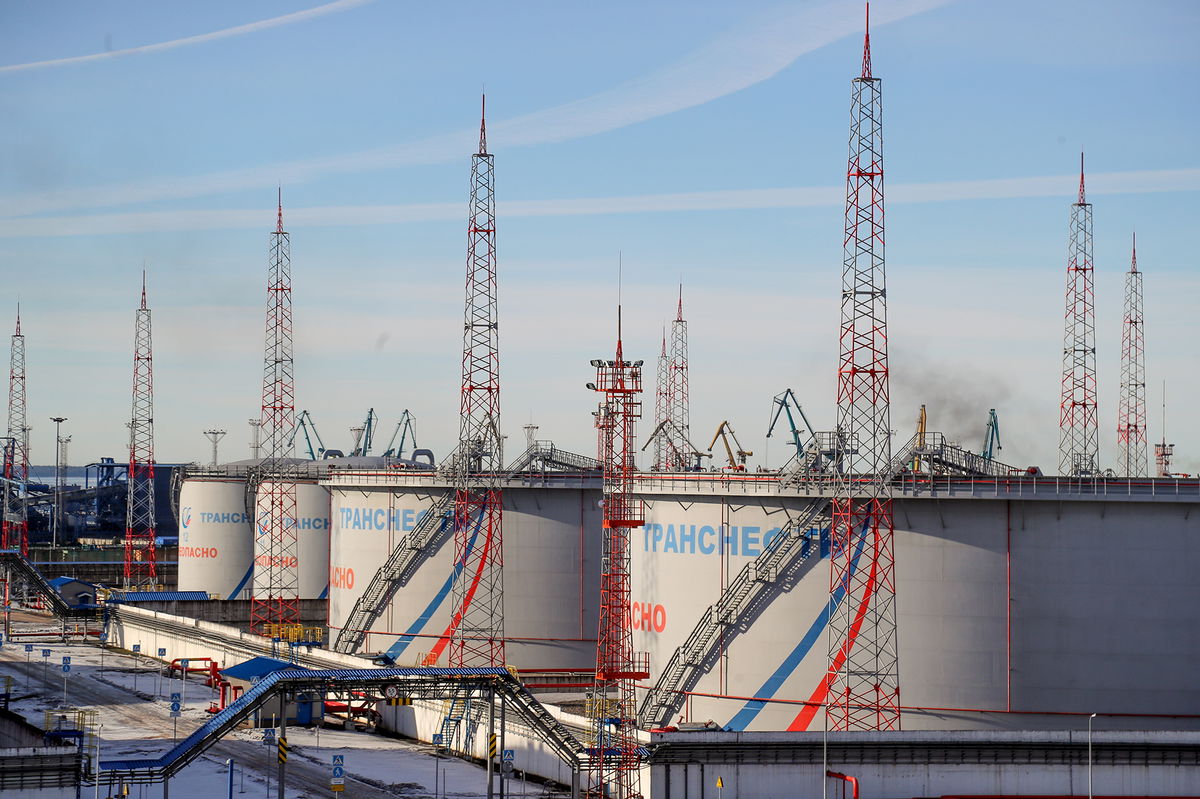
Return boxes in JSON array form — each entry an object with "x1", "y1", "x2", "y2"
[
  {"x1": 0, "y1": 0, "x2": 952, "y2": 218},
  {"x1": 0, "y1": 0, "x2": 376, "y2": 74},
  {"x1": 1, "y1": 167, "x2": 1194, "y2": 238}
]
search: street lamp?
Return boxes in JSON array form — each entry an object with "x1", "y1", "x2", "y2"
[
  {"x1": 1088, "y1": 712, "x2": 1098, "y2": 799},
  {"x1": 49, "y1": 417, "x2": 66, "y2": 548}
]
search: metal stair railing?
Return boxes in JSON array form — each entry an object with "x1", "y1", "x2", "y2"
[
  {"x1": 638, "y1": 497, "x2": 830, "y2": 728},
  {"x1": 0, "y1": 548, "x2": 79, "y2": 617},
  {"x1": 97, "y1": 668, "x2": 585, "y2": 784},
  {"x1": 918, "y1": 433, "x2": 1025, "y2": 478},
  {"x1": 332, "y1": 493, "x2": 455, "y2": 654},
  {"x1": 506, "y1": 441, "x2": 600, "y2": 474}
]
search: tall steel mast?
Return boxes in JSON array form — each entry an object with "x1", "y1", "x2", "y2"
[
  {"x1": 125, "y1": 274, "x2": 157, "y2": 589},
  {"x1": 1058, "y1": 154, "x2": 1099, "y2": 476},
  {"x1": 1117, "y1": 234, "x2": 1147, "y2": 477},
  {"x1": 250, "y1": 193, "x2": 300, "y2": 634},
  {"x1": 666, "y1": 286, "x2": 691, "y2": 470},
  {"x1": 448, "y1": 96, "x2": 505, "y2": 667},
  {"x1": 4, "y1": 309, "x2": 29, "y2": 556},
  {"x1": 585, "y1": 307, "x2": 648, "y2": 799},
  {"x1": 827, "y1": 3, "x2": 902, "y2": 732}
]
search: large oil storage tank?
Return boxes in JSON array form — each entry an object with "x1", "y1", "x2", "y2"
[
  {"x1": 251, "y1": 475, "x2": 331, "y2": 600},
  {"x1": 325, "y1": 470, "x2": 602, "y2": 672},
  {"x1": 631, "y1": 474, "x2": 1200, "y2": 732},
  {"x1": 177, "y1": 470, "x2": 254, "y2": 599}
]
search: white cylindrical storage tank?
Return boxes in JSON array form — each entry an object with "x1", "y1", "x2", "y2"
[
  {"x1": 295, "y1": 480, "x2": 331, "y2": 599},
  {"x1": 177, "y1": 477, "x2": 254, "y2": 599},
  {"x1": 327, "y1": 476, "x2": 601, "y2": 671},
  {"x1": 252, "y1": 478, "x2": 330, "y2": 601}
]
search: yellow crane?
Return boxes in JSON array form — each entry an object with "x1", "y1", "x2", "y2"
[
  {"x1": 708, "y1": 421, "x2": 752, "y2": 471},
  {"x1": 913, "y1": 404, "x2": 927, "y2": 472}
]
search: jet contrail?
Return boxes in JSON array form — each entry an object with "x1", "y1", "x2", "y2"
[
  {"x1": 0, "y1": 0, "x2": 951, "y2": 217},
  {"x1": 0, "y1": 0, "x2": 375, "y2": 74},
  {"x1": 0, "y1": 167, "x2": 1193, "y2": 238}
]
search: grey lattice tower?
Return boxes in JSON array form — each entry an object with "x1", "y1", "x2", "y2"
[
  {"x1": 1058, "y1": 155, "x2": 1099, "y2": 476},
  {"x1": 1117, "y1": 234, "x2": 1148, "y2": 477},
  {"x1": 666, "y1": 286, "x2": 691, "y2": 470},
  {"x1": 827, "y1": 4, "x2": 901, "y2": 732},
  {"x1": 125, "y1": 274, "x2": 157, "y2": 589},
  {"x1": 3, "y1": 309, "x2": 29, "y2": 556}
]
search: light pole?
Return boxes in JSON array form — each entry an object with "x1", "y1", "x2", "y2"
[
  {"x1": 226, "y1": 757, "x2": 234, "y2": 799},
  {"x1": 1088, "y1": 712, "x2": 1098, "y2": 799},
  {"x1": 50, "y1": 417, "x2": 66, "y2": 548}
]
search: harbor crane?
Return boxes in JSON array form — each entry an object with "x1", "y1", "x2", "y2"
[
  {"x1": 287, "y1": 410, "x2": 326, "y2": 460},
  {"x1": 382, "y1": 410, "x2": 418, "y2": 459},
  {"x1": 982, "y1": 408, "x2": 1002, "y2": 461},
  {"x1": 709, "y1": 420, "x2": 752, "y2": 471},
  {"x1": 350, "y1": 408, "x2": 379, "y2": 456},
  {"x1": 766, "y1": 389, "x2": 818, "y2": 467},
  {"x1": 641, "y1": 417, "x2": 708, "y2": 470}
]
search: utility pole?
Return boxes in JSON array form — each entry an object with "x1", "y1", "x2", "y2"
[{"x1": 50, "y1": 416, "x2": 66, "y2": 549}]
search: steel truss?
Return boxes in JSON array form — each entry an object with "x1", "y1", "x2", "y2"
[
  {"x1": 125, "y1": 276, "x2": 157, "y2": 589},
  {"x1": 1059, "y1": 156, "x2": 1099, "y2": 476},
  {"x1": 1117, "y1": 234, "x2": 1148, "y2": 477}
]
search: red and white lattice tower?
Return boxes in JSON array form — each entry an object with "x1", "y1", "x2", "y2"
[
  {"x1": 4, "y1": 309, "x2": 29, "y2": 556},
  {"x1": 585, "y1": 310, "x2": 648, "y2": 799},
  {"x1": 652, "y1": 330, "x2": 669, "y2": 470},
  {"x1": 827, "y1": 4, "x2": 901, "y2": 732},
  {"x1": 125, "y1": 274, "x2": 157, "y2": 589},
  {"x1": 1058, "y1": 154, "x2": 1099, "y2": 476},
  {"x1": 250, "y1": 194, "x2": 300, "y2": 634},
  {"x1": 447, "y1": 97, "x2": 505, "y2": 667},
  {"x1": 1117, "y1": 234, "x2": 1148, "y2": 477},
  {"x1": 665, "y1": 286, "x2": 691, "y2": 470}
]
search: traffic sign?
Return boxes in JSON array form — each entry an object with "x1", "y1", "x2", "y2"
[
  {"x1": 332, "y1": 766, "x2": 345, "y2": 778},
  {"x1": 502, "y1": 749, "x2": 515, "y2": 762},
  {"x1": 62, "y1": 656, "x2": 70, "y2": 665},
  {"x1": 158, "y1": 648, "x2": 166, "y2": 657},
  {"x1": 24, "y1": 644, "x2": 32, "y2": 653},
  {"x1": 170, "y1": 701, "x2": 181, "y2": 712},
  {"x1": 332, "y1": 755, "x2": 344, "y2": 766},
  {"x1": 501, "y1": 761, "x2": 514, "y2": 775},
  {"x1": 171, "y1": 692, "x2": 181, "y2": 702},
  {"x1": 383, "y1": 684, "x2": 399, "y2": 699},
  {"x1": 41, "y1": 649, "x2": 50, "y2": 657},
  {"x1": 432, "y1": 733, "x2": 444, "y2": 746},
  {"x1": 263, "y1": 728, "x2": 276, "y2": 745},
  {"x1": 170, "y1": 709, "x2": 181, "y2": 718},
  {"x1": 716, "y1": 777, "x2": 724, "y2": 788},
  {"x1": 62, "y1": 664, "x2": 70, "y2": 673},
  {"x1": 132, "y1": 644, "x2": 141, "y2": 654}
]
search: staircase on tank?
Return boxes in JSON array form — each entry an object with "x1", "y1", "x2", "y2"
[{"x1": 332, "y1": 492, "x2": 456, "y2": 654}]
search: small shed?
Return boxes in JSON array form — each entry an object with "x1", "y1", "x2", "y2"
[
  {"x1": 47, "y1": 577, "x2": 96, "y2": 608},
  {"x1": 220, "y1": 657, "x2": 322, "y2": 727}
]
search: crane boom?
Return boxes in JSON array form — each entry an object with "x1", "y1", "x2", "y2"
[
  {"x1": 982, "y1": 408, "x2": 1002, "y2": 461},
  {"x1": 383, "y1": 410, "x2": 417, "y2": 459},
  {"x1": 708, "y1": 420, "x2": 752, "y2": 471},
  {"x1": 286, "y1": 410, "x2": 325, "y2": 460}
]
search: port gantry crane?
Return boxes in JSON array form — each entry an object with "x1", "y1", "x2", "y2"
[
  {"x1": 708, "y1": 420, "x2": 752, "y2": 471},
  {"x1": 641, "y1": 417, "x2": 707, "y2": 471},
  {"x1": 982, "y1": 408, "x2": 1001, "y2": 462},
  {"x1": 286, "y1": 410, "x2": 326, "y2": 460},
  {"x1": 767, "y1": 389, "x2": 818, "y2": 469},
  {"x1": 383, "y1": 410, "x2": 417, "y2": 458},
  {"x1": 350, "y1": 408, "x2": 379, "y2": 456}
]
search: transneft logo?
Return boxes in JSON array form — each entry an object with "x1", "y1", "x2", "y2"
[
  {"x1": 180, "y1": 506, "x2": 192, "y2": 528},
  {"x1": 642, "y1": 523, "x2": 786, "y2": 557},
  {"x1": 339, "y1": 507, "x2": 428, "y2": 532}
]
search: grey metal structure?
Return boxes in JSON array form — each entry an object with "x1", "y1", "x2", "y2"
[
  {"x1": 1117, "y1": 234, "x2": 1148, "y2": 477},
  {"x1": 1058, "y1": 156, "x2": 1099, "y2": 476}
]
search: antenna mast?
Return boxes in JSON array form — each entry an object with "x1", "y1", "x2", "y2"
[
  {"x1": 125, "y1": 273, "x2": 157, "y2": 589},
  {"x1": 250, "y1": 192, "x2": 300, "y2": 634},
  {"x1": 4, "y1": 308, "x2": 29, "y2": 556},
  {"x1": 827, "y1": 2, "x2": 902, "y2": 732},
  {"x1": 1058, "y1": 153, "x2": 1099, "y2": 475}
]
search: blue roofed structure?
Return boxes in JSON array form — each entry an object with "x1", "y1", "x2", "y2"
[
  {"x1": 108, "y1": 591, "x2": 210, "y2": 602},
  {"x1": 220, "y1": 657, "x2": 319, "y2": 727},
  {"x1": 221, "y1": 657, "x2": 304, "y2": 682}
]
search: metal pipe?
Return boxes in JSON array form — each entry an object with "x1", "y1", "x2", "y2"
[{"x1": 826, "y1": 770, "x2": 859, "y2": 799}]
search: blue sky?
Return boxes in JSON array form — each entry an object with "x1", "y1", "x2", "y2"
[{"x1": 0, "y1": 0, "x2": 1196, "y2": 473}]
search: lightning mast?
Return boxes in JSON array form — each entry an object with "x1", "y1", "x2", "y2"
[
  {"x1": 4, "y1": 309, "x2": 28, "y2": 556},
  {"x1": 585, "y1": 307, "x2": 648, "y2": 799},
  {"x1": 1058, "y1": 154, "x2": 1099, "y2": 476},
  {"x1": 652, "y1": 329, "x2": 669, "y2": 469},
  {"x1": 827, "y1": 3, "x2": 901, "y2": 731},
  {"x1": 250, "y1": 193, "x2": 300, "y2": 634},
  {"x1": 448, "y1": 96, "x2": 505, "y2": 667},
  {"x1": 666, "y1": 286, "x2": 691, "y2": 470},
  {"x1": 125, "y1": 274, "x2": 157, "y2": 589},
  {"x1": 1117, "y1": 234, "x2": 1148, "y2": 477}
]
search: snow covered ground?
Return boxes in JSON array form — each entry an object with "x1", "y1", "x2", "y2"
[{"x1": 1, "y1": 627, "x2": 567, "y2": 798}]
